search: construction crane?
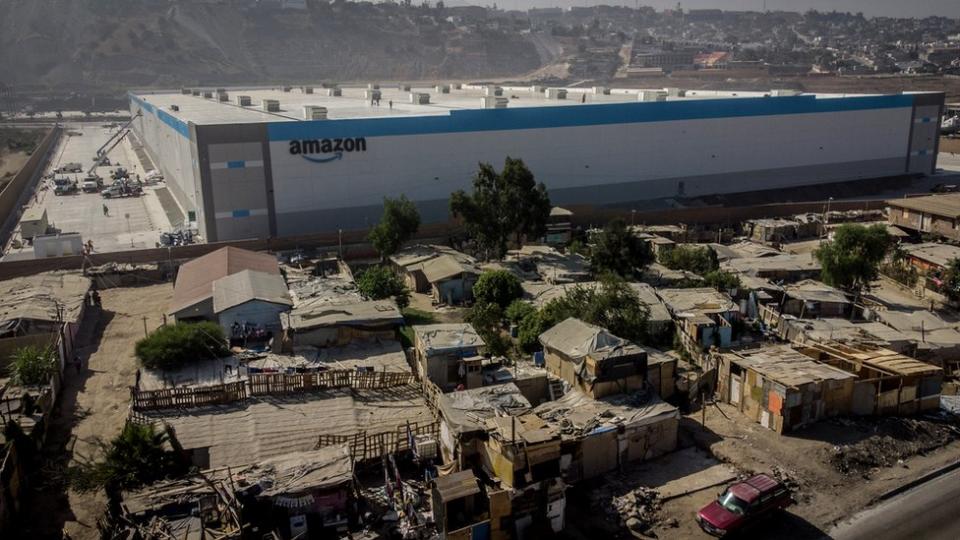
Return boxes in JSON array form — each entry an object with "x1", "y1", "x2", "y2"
[{"x1": 87, "y1": 111, "x2": 141, "y2": 174}]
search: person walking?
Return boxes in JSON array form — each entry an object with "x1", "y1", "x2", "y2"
[{"x1": 102, "y1": 204, "x2": 109, "y2": 217}]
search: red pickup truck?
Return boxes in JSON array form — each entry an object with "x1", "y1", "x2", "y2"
[{"x1": 696, "y1": 474, "x2": 793, "y2": 537}]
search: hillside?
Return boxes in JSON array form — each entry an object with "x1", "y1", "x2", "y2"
[{"x1": 0, "y1": 0, "x2": 544, "y2": 91}]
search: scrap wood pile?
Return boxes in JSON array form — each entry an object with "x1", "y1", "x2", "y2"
[
  {"x1": 587, "y1": 474, "x2": 663, "y2": 535},
  {"x1": 828, "y1": 415, "x2": 960, "y2": 475}
]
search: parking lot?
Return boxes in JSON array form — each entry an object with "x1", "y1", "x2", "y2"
[{"x1": 3, "y1": 122, "x2": 178, "y2": 258}]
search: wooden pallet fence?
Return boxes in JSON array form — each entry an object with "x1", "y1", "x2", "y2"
[
  {"x1": 130, "y1": 381, "x2": 247, "y2": 411},
  {"x1": 316, "y1": 421, "x2": 439, "y2": 462},
  {"x1": 248, "y1": 370, "x2": 414, "y2": 395}
]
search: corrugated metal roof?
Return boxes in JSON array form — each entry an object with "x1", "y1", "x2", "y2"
[
  {"x1": 419, "y1": 254, "x2": 478, "y2": 283},
  {"x1": 0, "y1": 271, "x2": 90, "y2": 325},
  {"x1": 284, "y1": 299, "x2": 403, "y2": 331},
  {"x1": 727, "y1": 346, "x2": 855, "y2": 388},
  {"x1": 659, "y1": 287, "x2": 739, "y2": 315},
  {"x1": 539, "y1": 317, "x2": 644, "y2": 361},
  {"x1": 212, "y1": 269, "x2": 291, "y2": 313},
  {"x1": 902, "y1": 242, "x2": 960, "y2": 268},
  {"x1": 784, "y1": 279, "x2": 851, "y2": 305},
  {"x1": 171, "y1": 247, "x2": 280, "y2": 315}
]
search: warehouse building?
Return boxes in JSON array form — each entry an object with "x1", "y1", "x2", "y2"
[{"x1": 129, "y1": 85, "x2": 943, "y2": 242}]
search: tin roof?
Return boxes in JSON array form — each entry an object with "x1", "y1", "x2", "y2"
[
  {"x1": 212, "y1": 270, "x2": 292, "y2": 313},
  {"x1": 887, "y1": 194, "x2": 960, "y2": 219},
  {"x1": 171, "y1": 247, "x2": 280, "y2": 315}
]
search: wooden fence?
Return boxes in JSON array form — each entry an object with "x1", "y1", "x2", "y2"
[
  {"x1": 316, "y1": 421, "x2": 439, "y2": 462},
  {"x1": 130, "y1": 370, "x2": 416, "y2": 411}
]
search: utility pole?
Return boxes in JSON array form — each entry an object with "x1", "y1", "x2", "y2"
[{"x1": 142, "y1": 316, "x2": 149, "y2": 338}]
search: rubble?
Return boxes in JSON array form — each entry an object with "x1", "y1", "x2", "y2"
[{"x1": 828, "y1": 415, "x2": 960, "y2": 475}]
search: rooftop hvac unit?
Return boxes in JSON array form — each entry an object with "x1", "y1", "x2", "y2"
[
  {"x1": 364, "y1": 89, "x2": 382, "y2": 102},
  {"x1": 435, "y1": 84, "x2": 450, "y2": 94},
  {"x1": 303, "y1": 86, "x2": 314, "y2": 94},
  {"x1": 303, "y1": 105, "x2": 327, "y2": 120},
  {"x1": 180, "y1": 88, "x2": 191, "y2": 95},
  {"x1": 216, "y1": 88, "x2": 226, "y2": 93},
  {"x1": 529, "y1": 85, "x2": 544, "y2": 93},
  {"x1": 592, "y1": 86, "x2": 610, "y2": 95},
  {"x1": 545, "y1": 88, "x2": 567, "y2": 100},
  {"x1": 483, "y1": 86, "x2": 503, "y2": 97},
  {"x1": 409, "y1": 92, "x2": 430, "y2": 105},
  {"x1": 202, "y1": 91, "x2": 213, "y2": 99},
  {"x1": 170, "y1": 104, "x2": 180, "y2": 111},
  {"x1": 217, "y1": 92, "x2": 229, "y2": 102},
  {"x1": 191, "y1": 90, "x2": 200, "y2": 96},
  {"x1": 481, "y1": 96, "x2": 509, "y2": 109},
  {"x1": 771, "y1": 88, "x2": 802, "y2": 97},
  {"x1": 367, "y1": 83, "x2": 380, "y2": 90},
  {"x1": 262, "y1": 99, "x2": 280, "y2": 112},
  {"x1": 323, "y1": 88, "x2": 342, "y2": 97},
  {"x1": 282, "y1": 86, "x2": 292, "y2": 92},
  {"x1": 663, "y1": 87, "x2": 684, "y2": 97},
  {"x1": 639, "y1": 90, "x2": 667, "y2": 102},
  {"x1": 452, "y1": 83, "x2": 462, "y2": 90},
  {"x1": 399, "y1": 84, "x2": 411, "y2": 91},
  {"x1": 236, "y1": 95, "x2": 252, "y2": 106}
]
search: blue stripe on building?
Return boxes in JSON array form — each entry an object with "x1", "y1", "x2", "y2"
[
  {"x1": 232, "y1": 209, "x2": 251, "y2": 218},
  {"x1": 227, "y1": 160, "x2": 246, "y2": 169},
  {"x1": 128, "y1": 92, "x2": 190, "y2": 139},
  {"x1": 266, "y1": 94, "x2": 915, "y2": 141}
]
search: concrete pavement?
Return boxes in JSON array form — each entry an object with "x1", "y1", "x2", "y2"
[{"x1": 829, "y1": 464, "x2": 960, "y2": 540}]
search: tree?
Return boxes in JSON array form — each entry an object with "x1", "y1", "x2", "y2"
[
  {"x1": 541, "y1": 275, "x2": 650, "y2": 342},
  {"x1": 517, "y1": 309, "x2": 551, "y2": 351},
  {"x1": 940, "y1": 258, "x2": 960, "y2": 302},
  {"x1": 135, "y1": 322, "x2": 229, "y2": 371},
  {"x1": 9, "y1": 345, "x2": 56, "y2": 386},
  {"x1": 703, "y1": 270, "x2": 741, "y2": 291},
  {"x1": 368, "y1": 195, "x2": 420, "y2": 260},
  {"x1": 466, "y1": 302, "x2": 510, "y2": 356},
  {"x1": 356, "y1": 265, "x2": 411, "y2": 308},
  {"x1": 473, "y1": 270, "x2": 523, "y2": 308},
  {"x1": 589, "y1": 218, "x2": 654, "y2": 277},
  {"x1": 505, "y1": 299, "x2": 535, "y2": 324},
  {"x1": 450, "y1": 158, "x2": 551, "y2": 259},
  {"x1": 69, "y1": 423, "x2": 187, "y2": 493},
  {"x1": 814, "y1": 223, "x2": 892, "y2": 292},
  {"x1": 659, "y1": 245, "x2": 719, "y2": 275}
]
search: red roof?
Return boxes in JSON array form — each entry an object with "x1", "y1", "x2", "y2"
[{"x1": 171, "y1": 247, "x2": 280, "y2": 315}]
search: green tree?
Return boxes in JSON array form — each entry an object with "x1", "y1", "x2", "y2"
[
  {"x1": 368, "y1": 195, "x2": 421, "y2": 260},
  {"x1": 814, "y1": 223, "x2": 892, "y2": 292},
  {"x1": 9, "y1": 345, "x2": 56, "y2": 386},
  {"x1": 134, "y1": 322, "x2": 229, "y2": 371},
  {"x1": 940, "y1": 258, "x2": 960, "y2": 302},
  {"x1": 356, "y1": 265, "x2": 411, "y2": 308},
  {"x1": 517, "y1": 309, "x2": 551, "y2": 351},
  {"x1": 466, "y1": 302, "x2": 510, "y2": 356},
  {"x1": 589, "y1": 218, "x2": 654, "y2": 277},
  {"x1": 505, "y1": 299, "x2": 535, "y2": 324},
  {"x1": 703, "y1": 270, "x2": 741, "y2": 291},
  {"x1": 69, "y1": 423, "x2": 186, "y2": 493},
  {"x1": 541, "y1": 275, "x2": 650, "y2": 342},
  {"x1": 659, "y1": 245, "x2": 719, "y2": 275},
  {"x1": 473, "y1": 270, "x2": 523, "y2": 308},
  {"x1": 450, "y1": 158, "x2": 551, "y2": 259}
]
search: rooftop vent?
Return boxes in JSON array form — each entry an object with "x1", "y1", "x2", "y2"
[
  {"x1": 592, "y1": 86, "x2": 610, "y2": 95},
  {"x1": 529, "y1": 85, "x2": 544, "y2": 93},
  {"x1": 435, "y1": 84, "x2": 450, "y2": 94},
  {"x1": 303, "y1": 86, "x2": 314, "y2": 94},
  {"x1": 545, "y1": 88, "x2": 567, "y2": 100},
  {"x1": 481, "y1": 96, "x2": 509, "y2": 109},
  {"x1": 217, "y1": 91, "x2": 229, "y2": 102},
  {"x1": 180, "y1": 88, "x2": 191, "y2": 95},
  {"x1": 303, "y1": 105, "x2": 327, "y2": 120},
  {"x1": 483, "y1": 86, "x2": 503, "y2": 97},
  {"x1": 262, "y1": 99, "x2": 280, "y2": 112},
  {"x1": 202, "y1": 91, "x2": 213, "y2": 99},
  {"x1": 170, "y1": 104, "x2": 180, "y2": 111},
  {"x1": 638, "y1": 90, "x2": 667, "y2": 102},
  {"x1": 399, "y1": 83, "x2": 411, "y2": 91},
  {"x1": 453, "y1": 83, "x2": 462, "y2": 90},
  {"x1": 191, "y1": 90, "x2": 200, "y2": 96},
  {"x1": 367, "y1": 83, "x2": 380, "y2": 90},
  {"x1": 236, "y1": 95, "x2": 252, "y2": 106},
  {"x1": 282, "y1": 86, "x2": 292, "y2": 92},
  {"x1": 410, "y1": 92, "x2": 430, "y2": 105},
  {"x1": 323, "y1": 88, "x2": 342, "y2": 97}
]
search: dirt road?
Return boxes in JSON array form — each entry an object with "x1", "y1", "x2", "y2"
[{"x1": 18, "y1": 284, "x2": 172, "y2": 540}]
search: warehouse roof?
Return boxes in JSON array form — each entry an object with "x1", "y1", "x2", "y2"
[
  {"x1": 887, "y1": 194, "x2": 960, "y2": 219},
  {"x1": 212, "y1": 270, "x2": 292, "y2": 313},
  {"x1": 171, "y1": 247, "x2": 280, "y2": 315}
]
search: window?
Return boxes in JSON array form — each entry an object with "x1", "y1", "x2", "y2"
[{"x1": 718, "y1": 491, "x2": 748, "y2": 515}]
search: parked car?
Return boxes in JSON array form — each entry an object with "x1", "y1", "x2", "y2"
[
  {"x1": 54, "y1": 180, "x2": 78, "y2": 195},
  {"x1": 696, "y1": 474, "x2": 793, "y2": 537},
  {"x1": 81, "y1": 175, "x2": 103, "y2": 193},
  {"x1": 101, "y1": 181, "x2": 142, "y2": 198}
]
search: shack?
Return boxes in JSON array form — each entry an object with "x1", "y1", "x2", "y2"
[
  {"x1": 421, "y1": 255, "x2": 481, "y2": 304},
  {"x1": 414, "y1": 324, "x2": 485, "y2": 390},
  {"x1": 436, "y1": 383, "x2": 532, "y2": 465},
  {"x1": 659, "y1": 288, "x2": 740, "y2": 352},
  {"x1": 780, "y1": 280, "x2": 852, "y2": 319},
  {"x1": 534, "y1": 390, "x2": 680, "y2": 482},
  {"x1": 431, "y1": 470, "x2": 491, "y2": 539},
  {"x1": 282, "y1": 299, "x2": 403, "y2": 349},
  {"x1": 716, "y1": 346, "x2": 856, "y2": 433},
  {"x1": 538, "y1": 317, "x2": 647, "y2": 399},
  {"x1": 171, "y1": 247, "x2": 281, "y2": 322},
  {"x1": 213, "y1": 269, "x2": 292, "y2": 343}
]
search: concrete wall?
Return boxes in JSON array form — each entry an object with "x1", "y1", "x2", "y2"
[{"x1": 0, "y1": 127, "x2": 61, "y2": 248}]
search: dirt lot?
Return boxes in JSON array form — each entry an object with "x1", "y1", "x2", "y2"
[
  {"x1": 649, "y1": 404, "x2": 960, "y2": 539},
  {"x1": 941, "y1": 137, "x2": 960, "y2": 155},
  {"x1": 18, "y1": 283, "x2": 173, "y2": 540}
]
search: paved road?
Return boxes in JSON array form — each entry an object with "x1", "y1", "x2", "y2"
[{"x1": 829, "y1": 465, "x2": 960, "y2": 540}]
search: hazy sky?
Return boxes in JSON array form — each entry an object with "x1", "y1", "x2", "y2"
[{"x1": 478, "y1": 1, "x2": 960, "y2": 19}]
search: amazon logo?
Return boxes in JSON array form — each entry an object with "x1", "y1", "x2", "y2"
[{"x1": 289, "y1": 137, "x2": 367, "y2": 163}]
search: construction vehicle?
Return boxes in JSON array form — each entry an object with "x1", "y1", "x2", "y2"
[
  {"x1": 101, "y1": 180, "x2": 142, "y2": 198},
  {"x1": 81, "y1": 173, "x2": 104, "y2": 193},
  {"x1": 87, "y1": 111, "x2": 141, "y2": 175}
]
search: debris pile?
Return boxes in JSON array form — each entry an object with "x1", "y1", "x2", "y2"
[
  {"x1": 589, "y1": 478, "x2": 662, "y2": 535},
  {"x1": 829, "y1": 416, "x2": 960, "y2": 475}
]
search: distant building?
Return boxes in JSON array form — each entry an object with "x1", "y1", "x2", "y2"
[
  {"x1": 413, "y1": 323, "x2": 485, "y2": 390},
  {"x1": 887, "y1": 194, "x2": 960, "y2": 241}
]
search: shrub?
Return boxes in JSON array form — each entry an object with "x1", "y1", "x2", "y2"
[
  {"x1": 356, "y1": 265, "x2": 410, "y2": 309},
  {"x1": 69, "y1": 423, "x2": 186, "y2": 493},
  {"x1": 517, "y1": 309, "x2": 550, "y2": 352},
  {"x1": 589, "y1": 218, "x2": 654, "y2": 277},
  {"x1": 703, "y1": 270, "x2": 741, "y2": 291},
  {"x1": 135, "y1": 322, "x2": 229, "y2": 370},
  {"x1": 10, "y1": 345, "x2": 56, "y2": 386},
  {"x1": 659, "y1": 245, "x2": 719, "y2": 275},
  {"x1": 472, "y1": 270, "x2": 523, "y2": 308}
]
